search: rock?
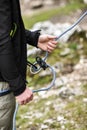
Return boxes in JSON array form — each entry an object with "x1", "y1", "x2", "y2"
[
  {"x1": 32, "y1": 21, "x2": 55, "y2": 35},
  {"x1": 54, "y1": 62, "x2": 63, "y2": 73},
  {"x1": 32, "y1": 21, "x2": 81, "y2": 43},
  {"x1": 77, "y1": 44, "x2": 83, "y2": 50},
  {"x1": 41, "y1": 124, "x2": 48, "y2": 129},
  {"x1": 83, "y1": 98, "x2": 87, "y2": 103},
  {"x1": 57, "y1": 116, "x2": 64, "y2": 121},
  {"x1": 55, "y1": 78, "x2": 65, "y2": 87},
  {"x1": 62, "y1": 63, "x2": 74, "y2": 74},
  {"x1": 58, "y1": 87, "x2": 75, "y2": 99},
  {"x1": 43, "y1": 0, "x2": 54, "y2": 6},
  {"x1": 60, "y1": 48, "x2": 71, "y2": 56},
  {"x1": 83, "y1": 0, "x2": 87, "y2": 4},
  {"x1": 74, "y1": 57, "x2": 87, "y2": 76},
  {"x1": 44, "y1": 119, "x2": 54, "y2": 124},
  {"x1": 55, "y1": 76, "x2": 68, "y2": 87},
  {"x1": 21, "y1": 0, "x2": 67, "y2": 9},
  {"x1": 27, "y1": 47, "x2": 41, "y2": 56},
  {"x1": 29, "y1": 0, "x2": 43, "y2": 9}
]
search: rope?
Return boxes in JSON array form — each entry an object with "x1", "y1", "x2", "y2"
[
  {"x1": 45, "y1": 11, "x2": 87, "y2": 60},
  {"x1": 32, "y1": 64, "x2": 56, "y2": 93}
]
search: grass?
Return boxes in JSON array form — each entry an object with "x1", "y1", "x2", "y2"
[
  {"x1": 23, "y1": 1, "x2": 86, "y2": 29},
  {"x1": 64, "y1": 95, "x2": 87, "y2": 130},
  {"x1": 16, "y1": 88, "x2": 87, "y2": 130}
]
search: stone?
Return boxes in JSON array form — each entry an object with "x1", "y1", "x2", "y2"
[
  {"x1": 83, "y1": 0, "x2": 87, "y2": 4},
  {"x1": 60, "y1": 48, "x2": 71, "y2": 56},
  {"x1": 32, "y1": 21, "x2": 80, "y2": 43},
  {"x1": 57, "y1": 116, "x2": 64, "y2": 122},
  {"x1": 83, "y1": 98, "x2": 87, "y2": 103},
  {"x1": 29, "y1": 0, "x2": 43, "y2": 9}
]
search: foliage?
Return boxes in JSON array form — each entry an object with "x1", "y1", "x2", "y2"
[{"x1": 68, "y1": 0, "x2": 84, "y2": 3}]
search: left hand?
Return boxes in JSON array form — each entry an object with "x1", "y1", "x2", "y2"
[{"x1": 37, "y1": 34, "x2": 58, "y2": 53}]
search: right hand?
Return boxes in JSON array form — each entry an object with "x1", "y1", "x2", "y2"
[{"x1": 16, "y1": 87, "x2": 33, "y2": 105}]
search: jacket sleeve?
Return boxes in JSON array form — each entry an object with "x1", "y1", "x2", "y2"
[
  {"x1": 25, "y1": 29, "x2": 40, "y2": 47},
  {"x1": 0, "y1": 0, "x2": 26, "y2": 96}
]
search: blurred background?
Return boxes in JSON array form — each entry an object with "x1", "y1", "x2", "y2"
[{"x1": 17, "y1": 0, "x2": 87, "y2": 130}]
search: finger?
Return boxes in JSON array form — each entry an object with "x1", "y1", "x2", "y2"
[
  {"x1": 27, "y1": 94, "x2": 33, "y2": 103},
  {"x1": 21, "y1": 97, "x2": 32, "y2": 105},
  {"x1": 19, "y1": 96, "x2": 27, "y2": 105},
  {"x1": 48, "y1": 42, "x2": 57, "y2": 48},
  {"x1": 47, "y1": 35, "x2": 57, "y2": 40},
  {"x1": 47, "y1": 46, "x2": 55, "y2": 53},
  {"x1": 30, "y1": 93, "x2": 33, "y2": 100},
  {"x1": 19, "y1": 100, "x2": 25, "y2": 105},
  {"x1": 52, "y1": 40, "x2": 58, "y2": 45},
  {"x1": 16, "y1": 96, "x2": 28, "y2": 105},
  {"x1": 22, "y1": 101, "x2": 26, "y2": 105},
  {"x1": 26, "y1": 91, "x2": 33, "y2": 102}
]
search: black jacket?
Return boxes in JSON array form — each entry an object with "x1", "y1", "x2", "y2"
[{"x1": 0, "y1": 0, "x2": 40, "y2": 96}]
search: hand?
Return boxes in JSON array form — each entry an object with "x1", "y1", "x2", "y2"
[
  {"x1": 16, "y1": 88, "x2": 33, "y2": 105},
  {"x1": 37, "y1": 34, "x2": 57, "y2": 53}
]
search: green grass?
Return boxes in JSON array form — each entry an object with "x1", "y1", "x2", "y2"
[
  {"x1": 23, "y1": 1, "x2": 86, "y2": 29},
  {"x1": 16, "y1": 90, "x2": 87, "y2": 130},
  {"x1": 64, "y1": 95, "x2": 87, "y2": 130}
]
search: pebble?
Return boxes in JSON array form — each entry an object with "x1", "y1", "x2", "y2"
[{"x1": 83, "y1": 98, "x2": 87, "y2": 103}]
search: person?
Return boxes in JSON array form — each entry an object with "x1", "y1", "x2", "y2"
[{"x1": 0, "y1": 0, "x2": 57, "y2": 130}]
